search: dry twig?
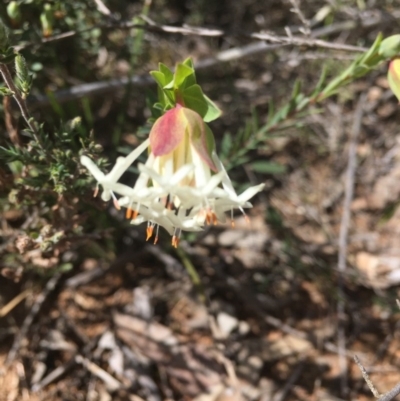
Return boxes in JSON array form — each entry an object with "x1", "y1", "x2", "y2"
[
  {"x1": 354, "y1": 301, "x2": 400, "y2": 401},
  {"x1": 288, "y1": 0, "x2": 311, "y2": 35},
  {"x1": 5, "y1": 271, "x2": 62, "y2": 368},
  {"x1": 354, "y1": 355, "x2": 380, "y2": 398},
  {"x1": 336, "y1": 94, "x2": 365, "y2": 396},
  {"x1": 25, "y1": 11, "x2": 381, "y2": 108}
]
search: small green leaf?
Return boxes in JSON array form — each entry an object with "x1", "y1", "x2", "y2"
[
  {"x1": 171, "y1": 63, "x2": 194, "y2": 89},
  {"x1": 15, "y1": 53, "x2": 32, "y2": 97},
  {"x1": 0, "y1": 47, "x2": 16, "y2": 64},
  {"x1": 291, "y1": 79, "x2": 302, "y2": 98},
  {"x1": 379, "y1": 34, "x2": 400, "y2": 59},
  {"x1": 203, "y1": 94, "x2": 222, "y2": 122},
  {"x1": 159, "y1": 63, "x2": 173, "y2": 82},
  {"x1": 311, "y1": 65, "x2": 327, "y2": 97},
  {"x1": 182, "y1": 84, "x2": 208, "y2": 117},
  {"x1": 150, "y1": 70, "x2": 165, "y2": 88},
  {"x1": 220, "y1": 132, "x2": 232, "y2": 156},
  {"x1": 358, "y1": 32, "x2": 382, "y2": 66},
  {"x1": 0, "y1": 86, "x2": 13, "y2": 96},
  {"x1": 250, "y1": 160, "x2": 287, "y2": 174},
  {"x1": 183, "y1": 57, "x2": 194, "y2": 69}
]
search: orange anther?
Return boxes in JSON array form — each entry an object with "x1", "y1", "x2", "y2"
[
  {"x1": 93, "y1": 186, "x2": 99, "y2": 198},
  {"x1": 172, "y1": 235, "x2": 179, "y2": 248},
  {"x1": 126, "y1": 207, "x2": 133, "y2": 219},
  {"x1": 146, "y1": 226, "x2": 154, "y2": 241},
  {"x1": 132, "y1": 210, "x2": 139, "y2": 219}
]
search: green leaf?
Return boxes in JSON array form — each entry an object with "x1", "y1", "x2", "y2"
[
  {"x1": 170, "y1": 63, "x2": 194, "y2": 89},
  {"x1": 250, "y1": 160, "x2": 287, "y2": 174},
  {"x1": 379, "y1": 34, "x2": 400, "y2": 59},
  {"x1": 291, "y1": 79, "x2": 302, "y2": 99},
  {"x1": 359, "y1": 32, "x2": 382, "y2": 66},
  {"x1": 220, "y1": 132, "x2": 232, "y2": 156},
  {"x1": 0, "y1": 47, "x2": 16, "y2": 64},
  {"x1": 159, "y1": 63, "x2": 173, "y2": 84},
  {"x1": 183, "y1": 57, "x2": 194, "y2": 69},
  {"x1": 311, "y1": 65, "x2": 327, "y2": 97},
  {"x1": 182, "y1": 84, "x2": 208, "y2": 117},
  {"x1": 0, "y1": 86, "x2": 13, "y2": 96},
  {"x1": 353, "y1": 64, "x2": 370, "y2": 77},
  {"x1": 203, "y1": 94, "x2": 222, "y2": 122},
  {"x1": 150, "y1": 70, "x2": 165, "y2": 88}
]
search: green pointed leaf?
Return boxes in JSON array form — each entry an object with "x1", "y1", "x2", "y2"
[
  {"x1": 159, "y1": 62, "x2": 173, "y2": 84},
  {"x1": 153, "y1": 102, "x2": 164, "y2": 111},
  {"x1": 291, "y1": 79, "x2": 302, "y2": 98},
  {"x1": 221, "y1": 132, "x2": 232, "y2": 156},
  {"x1": 203, "y1": 94, "x2": 222, "y2": 122},
  {"x1": 0, "y1": 86, "x2": 13, "y2": 96},
  {"x1": 311, "y1": 65, "x2": 327, "y2": 97},
  {"x1": 183, "y1": 57, "x2": 194, "y2": 69},
  {"x1": 182, "y1": 84, "x2": 208, "y2": 117},
  {"x1": 250, "y1": 160, "x2": 287, "y2": 175},
  {"x1": 379, "y1": 34, "x2": 400, "y2": 59},
  {"x1": 172, "y1": 63, "x2": 194, "y2": 89},
  {"x1": 150, "y1": 70, "x2": 165, "y2": 88},
  {"x1": 359, "y1": 32, "x2": 382, "y2": 66}
]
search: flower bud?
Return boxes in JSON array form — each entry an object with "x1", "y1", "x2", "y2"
[
  {"x1": 7, "y1": 1, "x2": 22, "y2": 27},
  {"x1": 40, "y1": 4, "x2": 54, "y2": 37},
  {"x1": 379, "y1": 35, "x2": 400, "y2": 59},
  {"x1": 388, "y1": 58, "x2": 400, "y2": 103}
]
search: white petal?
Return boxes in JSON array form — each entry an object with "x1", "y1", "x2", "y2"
[
  {"x1": 212, "y1": 151, "x2": 238, "y2": 200},
  {"x1": 237, "y1": 183, "x2": 265, "y2": 203},
  {"x1": 80, "y1": 155, "x2": 105, "y2": 182},
  {"x1": 108, "y1": 138, "x2": 150, "y2": 182}
]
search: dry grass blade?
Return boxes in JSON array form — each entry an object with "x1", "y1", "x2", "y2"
[{"x1": 0, "y1": 289, "x2": 31, "y2": 317}]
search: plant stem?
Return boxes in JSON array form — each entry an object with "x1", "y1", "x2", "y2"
[
  {"x1": 175, "y1": 246, "x2": 206, "y2": 304},
  {"x1": 0, "y1": 63, "x2": 38, "y2": 135}
]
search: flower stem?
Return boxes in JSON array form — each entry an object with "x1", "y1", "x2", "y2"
[{"x1": 175, "y1": 246, "x2": 206, "y2": 304}]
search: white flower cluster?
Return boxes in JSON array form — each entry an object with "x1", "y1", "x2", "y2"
[{"x1": 81, "y1": 138, "x2": 264, "y2": 246}]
